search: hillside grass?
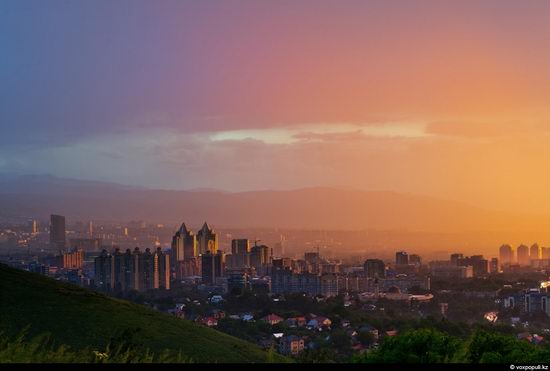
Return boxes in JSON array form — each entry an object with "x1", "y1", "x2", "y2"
[{"x1": 0, "y1": 264, "x2": 288, "y2": 363}]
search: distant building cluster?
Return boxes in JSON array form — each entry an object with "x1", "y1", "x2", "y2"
[{"x1": 94, "y1": 247, "x2": 170, "y2": 292}]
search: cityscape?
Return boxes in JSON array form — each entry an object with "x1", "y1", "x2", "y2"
[
  {"x1": 3, "y1": 0, "x2": 550, "y2": 366},
  {"x1": 4, "y1": 213, "x2": 550, "y2": 363}
]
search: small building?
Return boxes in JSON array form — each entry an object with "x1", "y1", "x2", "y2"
[
  {"x1": 279, "y1": 335, "x2": 306, "y2": 355},
  {"x1": 262, "y1": 314, "x2": 284, "y2": 325}
]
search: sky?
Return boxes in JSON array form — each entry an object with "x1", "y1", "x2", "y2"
[{"x1": 2, "y1": 0, "x2": 550, "y2": 214}]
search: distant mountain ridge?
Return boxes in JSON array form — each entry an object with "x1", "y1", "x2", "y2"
[{"x1": 0, "y1": 174, "x2": 548, "y2": 237}]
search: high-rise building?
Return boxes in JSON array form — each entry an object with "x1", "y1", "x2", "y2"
[
  {"x1": 517, "y1": 244, "x2": 530, "y2": 266},
  {"x1": 201, "y1": 250, "x2": 225, "y2": 284},
  {"x1": 171, "y1": 223, "x2": 198, "y2": 279},
  {"x1": 57, "y1": 249, "x2": 84, "y2": 269},
  {"x1": 543, "y1": 247, "x2": 550, "y2": 260},
  {"x1": 490, "y1": 258, "x2": 499, "y2": 273},
  {"x1": 249, "y1": 244, "x2": 271, "y2": 275},
  {"x1": 70, "y1": 238, "x2": 102, "y2": 252},
  {"x1": 95, "y1": 249, "x2": 113, "y2": 291},
  {"x1": 395, "y1": 251, "x2": 409, "y2": 266},
  {"x1": 172, "y1": 223, "x2": 197, "y2": 263},
  {"x1": 28, "y1": 219, "x2": 38, "y2": 234},
  {"x1": 154, "y1": 247, "x2": 171, "y2": 290},
  {"x1": 499, "y1": 244, "x2": 514, "y2": 267},
  {"x1": 531, "y1": 243, "x2": 541, "y2": 260},
  {"x1": 273, "y1": 235, "x2": 286, "y2": 257},
  {"x1": 95, "y1": 247, "x2": 170, "y2": 292},
  {"x1": 450, "y1": 253, "x2": 464, "y2": 266},
  {"x1": 363, "y1": 259, "x2": 386, "y2": 278},
  {"x1": 197, "y1": 222, "x2": 218, "y2": 255},
  {"x1": 304, "y1": 252, "x2": 320, "y2": 274},
  {"x1": 87, "y1": 221, "x2": 93, "y2": 237},
  {"x1": 409, "y1": 254, "x2": 422, "y2": 267},
  {"x1": 50, "y1": 214, "x2": 66, "y2": 251},
  {"x1": 231, "y1": 239, "x2": 250, "y2": 268}
]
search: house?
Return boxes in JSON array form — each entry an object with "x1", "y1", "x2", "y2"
[
  {"x1": 202, "y1": 316, "x2": 218, "y2": 327},
  {"x1": 286, "y1": 318, "x2": 297, "y2": 328},
  {"x1": 385, "y1": 329, "x2": 398, "y2": 337},
  {"x1": 208, "y1": 309, "x2": 226, "y2": 319},
  {"x1": 262, "y1": 314, "x2": 284, "y2": 325},
  {"x1": 307, "y1": 316, "x2": 332, "y2": 330},
  {"x1": 241, "y1": 313, "x2": 254, "y2": 322},
  {"x1": 210, "y1": 295, "x2": 223, "y2": 304},
  {"x1": 279, "y1": 335, "x2": 306, "y2": 355},
  {"x1": 296, "y1": 316, "x2": 307, "y2": 327},
  {"x1": 286, "y1": 316, "x2": 307, "y2": 328}
]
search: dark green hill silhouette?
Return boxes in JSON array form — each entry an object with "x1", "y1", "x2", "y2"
[{"x1": 0, "y1": 264, "x2": 287, "y2": 363}]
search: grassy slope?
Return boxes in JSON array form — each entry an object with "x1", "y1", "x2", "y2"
[{"x1": 0, "y1": 264, "x2": 287, "y2": 363}]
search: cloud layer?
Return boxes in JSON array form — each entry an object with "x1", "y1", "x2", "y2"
[{"x1": 2, "y1": 1, "x2": 550, "y2": 214}]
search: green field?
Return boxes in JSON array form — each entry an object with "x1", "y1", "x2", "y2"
[{"x1": 0, "y1": 264, "x2": 288, "y2": 363}]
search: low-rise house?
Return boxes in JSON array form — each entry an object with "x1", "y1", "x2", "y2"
[
  {"x1": 202, "y1": 316, "x2": 218, "y2": 327},
  {"x1": 307, "y1": 316, "x2": 332, "y2": 330},
  {"x1": 286, "y1": 316, "x2": 307, "y2": 328},
  {"x1": 208, "y1": 309, "x2": 226, "y2": 319},
  {"x1": 262, "y1": 314, "x2": 284, "y2": 325},
  {"x1": 279, "y1": 335, "x2": 306, "y2": 355},
  {"x1": 241, "y1": 313, "x2": 254, "y2": 322}
]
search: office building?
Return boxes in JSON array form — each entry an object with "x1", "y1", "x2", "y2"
[
  {"x1": 450, "y1": 253, "x2": 464, "y2": 266},
  {"x1": 395, "y1": 251, "x2": 409, "y2": 266},
  {"x1": 517, "y1": 244, "x2": 530, "y2": 266},
  {"x1": 531, "y1": 243, "x2": 541, "y2": 260},
  {"x1": 57, "y1": 249, "x2": 84, "y2": 269},
  {"x1": 197, "y1": 222, "x2": 218, "y2": 255},
  {"x1": 231, "y1": 239, "x2": 250, "y2": 268},
  {"x1": 409, "y1": 254, "x2": 422, "y2": 267},
  {"x1": 201, "y1": 250, "x2": 225, "y2": 285},
  {"x1": 171, "y1": 223, "x2": 198, "y2": 279},
  {"x1": 499, "y1": 244, "x2": 514, "y2": 267},
  {"x1": 363, "y1": 259, "x2": 386, "y2": 278},
  {"x1": 95, "y1": 247, "x2": 170, "y2": 292},
  {"x1": 70, "y1": 238, "x2": 102, "y2": 252},
  {"x1": 50, "y1": 214, "x2": 66, "y2": 251}
]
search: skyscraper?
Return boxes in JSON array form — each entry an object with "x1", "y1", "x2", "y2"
[
  {"x1": 87, "y1": 221, "x2": 93, "y2": 237},
  {"x1": 395, "y1": 251, "x2": 409, "y2": 266},
  {"x1": 231, "y1": 239, "x2": 250, "y2": 268},
  {"x1": 197, "y1": 222, "x2": 218, "y2": 255},
  {"x1": 50, "y1": 214, "x2": 66, "y2": 251},
  {"x1": 95, "y1": 247, "x2": 170, "y2": 292},
  {"x1": 201, "y1": 250, "x2": 225, "y2": 285},
  {"x1": 409, "y1": 254, "x2": 422, "y2": 267},
  {"x1": 530, "y1": 243, "x2": 541, "y2": 260},
  {"x1": 28, "y1": 219, "x2": 38, "y2": 234},
  {"x1": 517, "y1": 244, "x2": 530, "y2": 266},
  {"x1": 172, "y1": 223, "x2": 197, "y2": 262},
  {"x1": 363, "y1": 259, "x2": 386, "y2": 278},
  {"x1": 450, "y1": 253, "x2": 464, "y2": 266},
  {"x1": 499, "y1": 244, "x2": 514, "y2": 267}
]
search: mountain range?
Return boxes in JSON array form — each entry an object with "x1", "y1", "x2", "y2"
[{"x1": 1, "y1": 174, "x2": 550, "y2": 244}]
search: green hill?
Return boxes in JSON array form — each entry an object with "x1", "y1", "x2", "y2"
[{"x1": 0, "y1": 264, "x2": 288, "y2": 363}]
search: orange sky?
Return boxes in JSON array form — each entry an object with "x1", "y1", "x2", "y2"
[{"x1": 3, "y1": 1, "x2": 550, "y2": 218}]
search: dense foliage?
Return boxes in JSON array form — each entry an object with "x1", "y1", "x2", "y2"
[{"x1": 353, "y1": 328, "x2": 550, "y2": 363}]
